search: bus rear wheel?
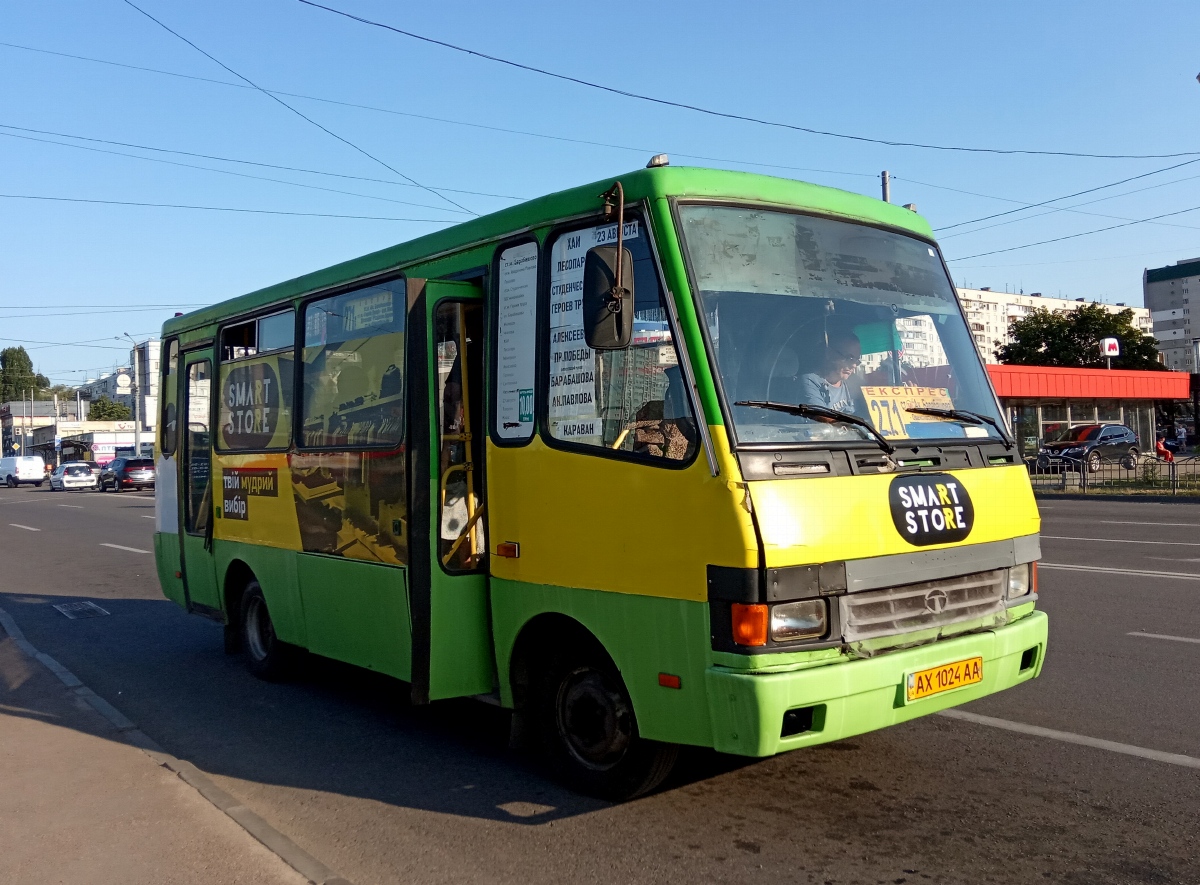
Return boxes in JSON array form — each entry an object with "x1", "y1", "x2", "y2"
[
  {"x1": 240, "y1": 581, "x2": 293, "y2": 681},
  {"x1": 533, "y1": 644, "x2": 678, "y2": 801}
]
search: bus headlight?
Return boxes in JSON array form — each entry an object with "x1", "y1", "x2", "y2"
[
  {"x1": 770, "y1": 600, "x2": 827, "y2": 642},
  {"x1": 1007, "y1": 563, "x2": 1034, "y2": 599}
]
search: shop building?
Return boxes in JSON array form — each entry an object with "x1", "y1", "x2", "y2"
[{"x1": 986, "y1": 365, "x2": 1190, "y2": 460}]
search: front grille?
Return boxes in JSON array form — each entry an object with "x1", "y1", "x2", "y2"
[{"x1": 840, "y1": 569, "x2": 1007, "y2": 644}]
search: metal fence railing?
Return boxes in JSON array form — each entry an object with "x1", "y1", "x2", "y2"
[{"x1": 1027, "y1": 454, "x2": 1200, "y2": 495}]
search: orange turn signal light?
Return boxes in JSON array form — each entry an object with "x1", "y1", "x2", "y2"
[
  {"x1": 1031, "y1": 561, "x2": 1039, "y2": 595},
  {"x1": 731, "y1": 603, "x2": 769, "y2": 647}
]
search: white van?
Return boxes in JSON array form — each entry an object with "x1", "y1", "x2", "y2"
[{"x1": 0, "y1": 455, "x2": 46, "y2": 487}]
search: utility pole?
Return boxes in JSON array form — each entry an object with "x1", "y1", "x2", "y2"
[
  {"x1": 881, "y1": 170, "x2": 891, "y2": 203},
  {"x1": 121, "y1": 334, "x2": 142, "y2": 458}
]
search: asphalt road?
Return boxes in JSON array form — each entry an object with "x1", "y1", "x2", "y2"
[{"x1": 1, "y1": 485, "x2": 1197, "y2": 884}]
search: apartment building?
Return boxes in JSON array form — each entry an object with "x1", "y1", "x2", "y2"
[
  {"x1": 1143, "y1": 257, "x2": 1200, "y2": 372},
  {"x1": 861, "y1": 288, "x2": 1151, "y2": 373},
  {"x1": 957, "y1": 288, "x2": 1152, "y2": 365},
  {"x1": 75, "y1": 339, "x2": 161, "y2": 431}
]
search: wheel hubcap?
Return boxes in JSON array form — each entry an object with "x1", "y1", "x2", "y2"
[
  {"x1": 244, "y1": 597, "x2": 274, "y2": 662},
  {"x1": 556, "y1": 666, "x2": 633, "y2": 770}
]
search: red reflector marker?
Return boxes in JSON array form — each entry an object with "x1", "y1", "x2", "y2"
[{"x1": 658, "y1": 673, "x2": 681, "y2": 689}]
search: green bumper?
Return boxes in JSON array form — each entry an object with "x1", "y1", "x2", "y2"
[{"x1": 705, "y1": 610, "x2": 1048, "y2": 756}]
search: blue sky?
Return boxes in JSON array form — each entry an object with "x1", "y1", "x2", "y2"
[{"x1": 2, "y1": 0, "x2": 1199, "y2": 384}]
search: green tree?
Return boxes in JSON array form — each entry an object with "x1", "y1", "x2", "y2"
[
  {"x1": 87, "y1": 396, "x2": 132, "y2": 420},
  {"x1": 0, "y1": 346, "x2": 36, "y2": 401},
  {"x1": 995, "y1": 304, "x2": 1164, "y2": 370}
]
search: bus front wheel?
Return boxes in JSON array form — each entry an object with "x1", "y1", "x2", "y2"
[
  {"x1": 533, "y1": 644, "x2": 678, "y2": 801},
  {"x1": 240, "y1": 581, "x2": 293, "y2": 681}
]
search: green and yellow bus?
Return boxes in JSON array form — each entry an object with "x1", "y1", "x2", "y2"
[{"x1": 154, "y1": 163, "x2": 1046, "y2": 799}]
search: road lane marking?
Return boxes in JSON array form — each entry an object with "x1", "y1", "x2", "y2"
[
  {"x1": 938, "y1": 710, "x2": 1200, "y2": 770},
  {"x1": 8, "y1": 523, "x2": 40, "y2": 531},
  {"x1": 1043, "y1": 535, "x2": 1200, "y2": 547},
  {"x1": 1128, "y1": 631, "x2": 1200, "y2": 645},
  {"x1": 99, "y1": 543, "x2": 149, "y2": 554},
  {"x1": 1100, "y1": 520, "x2": 1200, "y2": 528},
  {"x1": 141, "y1": 515, "x2": 154, "y2": 519},
  {"x1": 1041, "y1": 562, "x2": 1200, "y2": 581},
  {"x1": 57, "y1": 504, "x2": 84, "y2": 509}
]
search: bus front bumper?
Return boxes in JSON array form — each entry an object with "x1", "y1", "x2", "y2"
[{"x1": 704, "y1": 610, "x2": 1048, "y2": 757}]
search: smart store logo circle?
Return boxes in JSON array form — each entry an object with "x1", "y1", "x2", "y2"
[
  {"x1": 889, "y1": 474, "x2": 974, "y2": 546},
  {"x1": 222, "y1": 362, "x2": 281, "y2": 450}
]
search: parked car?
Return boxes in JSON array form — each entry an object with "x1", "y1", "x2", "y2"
[
  {"x1": 0, "y1": 455, "x2": 46, "y2": 487},
  {"x1": 99, "y1": 457, "x2": 156, "y2": 492},
  {"x1": 50, "y1": 461, "x2": 99, "y2": 492},
  {"x1": 1036, "y1": 423, "x2": 1139, "y2": 472}
]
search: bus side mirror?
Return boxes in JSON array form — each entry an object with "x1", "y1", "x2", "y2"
[{"x1": 582, "y1": 246, "x2": 634, "y2": 350}]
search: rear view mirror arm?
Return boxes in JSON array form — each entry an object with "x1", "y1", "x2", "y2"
[{"x1": 600, "y1": 181, "x2": 629, "y2": 315}]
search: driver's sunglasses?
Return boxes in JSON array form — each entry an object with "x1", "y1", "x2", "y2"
[{"x1": 832, "y1": 349, "x2": 861, "y2": 365}]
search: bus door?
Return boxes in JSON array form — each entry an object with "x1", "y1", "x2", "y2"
[
  {"x1": 408, "y1": 280, "x2": 494, "y2": 702},
  {"x1": 178, "y1": 348, "x2": 221, "y2": 613}
]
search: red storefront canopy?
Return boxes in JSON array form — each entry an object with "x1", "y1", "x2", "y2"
[{"x1": 986, "y1": 364, "x2": 1190, "y2": 400}]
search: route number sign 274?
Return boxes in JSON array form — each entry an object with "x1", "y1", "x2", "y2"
[{"x1": 861, "y1": 386, "x2": 953, "y2": 438}]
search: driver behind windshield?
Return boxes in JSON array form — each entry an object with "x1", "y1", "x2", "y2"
[{"x1": 800, "y1": 329, "x2": 861, "y2": 415}]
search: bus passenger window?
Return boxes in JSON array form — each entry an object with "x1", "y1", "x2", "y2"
[
  {"x1": 218, "y1": 309, "x2": 295, "y2": 451},
  {"x1": 301, "y1": 280, "x2": 406, "y2": 449},
  {"x1": 545, "y1": 218, "x2": 698, "y2": 463},
  {"x1": 160, "y1": 339, "x2": 179, "y2": 456}
]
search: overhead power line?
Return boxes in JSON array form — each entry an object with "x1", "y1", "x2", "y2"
[
  {"x1": 296, "y1": 0, "x2": 1200, "y2": 161},
  {"x1": 0, "y1": 130, "x2": 472, "y2": 214},
  {"x1": 0, "y1": 192, "x2": 453, "y2": 222},
  {"x1": 0, "y1": 306, "x2": 212, "y2": 319},
  {"x1": 0, "y1": 121, "x2": 519, "y2": 199},
  {"x1": 120, "y1": 0, "x2": 474, "y2": 215},
  {"x1": 0, "y1": 42, "x2": 878, "y2": 182},
  {"x1": 932, "y1": 172, "x2": 1200, "y2": 240},
  {"x1": 930, "y1": 157, "x2": 1200, "y2": 232},
  {"x1": 0, "y1": 336, "x2": 137, "y2": 351},
  {"x1": 948, "y1": 204, "x2": 1200, "y2": 262}
]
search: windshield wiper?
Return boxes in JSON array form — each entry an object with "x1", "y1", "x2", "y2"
[
  {"x1": 735, "y1": 400, "x2": 896, "y2": 455},
  {"x1": 905, "y1": 407, "x2": 1014, "y2": 449}
]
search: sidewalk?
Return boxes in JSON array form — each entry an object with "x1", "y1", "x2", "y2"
[{"x1": 0, "y1": 632, "x2": 310, "y2": 885}]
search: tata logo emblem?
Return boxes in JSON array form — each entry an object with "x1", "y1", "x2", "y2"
[
  {"x1": 889, "y1": 473, "x2": 975, "y2": 547},
  {"x1": 923, "y1": 588, "x2": 950, "y2": 614}
]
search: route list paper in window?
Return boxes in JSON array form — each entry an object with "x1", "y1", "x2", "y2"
[
  {"x1": 547, "y1": 221, "x2": 639, "y2": 444},
  {"x1": 496, "y1": 242, "x2": 538, "y2": 440}
]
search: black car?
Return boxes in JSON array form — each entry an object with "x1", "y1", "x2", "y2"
[
  {"x1": 1036, "y1": 424, "x2": 1139, "y2": 472},
  {"x1": 99, "y1": 457, "x2": 156, "y2": 492}
]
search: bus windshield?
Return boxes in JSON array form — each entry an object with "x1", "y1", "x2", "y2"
[{"x1": 678, "y1": 204, "x2": 1006, "y2": 447}]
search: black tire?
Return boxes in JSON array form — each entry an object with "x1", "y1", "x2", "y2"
[
  {"x1": 1087, "y1": 452, "x2": 1102, "y2": 473},
  {"x1": 240, "y1": 581, "x2": 293, "y2": 680},
  {"x1": 531, "y1": 640, "x2": 678, "y2": 801},
  {"x1": 1121, "y1": 449, "x2": 1139, "y2": 470},
  {"x1": 5, "y1": 476, "x2": 15, "y2": 488},
  {"x1": 34, "y1": 481, "x2": 43, "y2": 488}
]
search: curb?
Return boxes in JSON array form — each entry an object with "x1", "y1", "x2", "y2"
[
  {"x1": 1034, "y1": 492, "x2": 1200, "y2": 504},
  {"x1": 0, "y1": 605, "x2": 353, "y2": 885}
]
